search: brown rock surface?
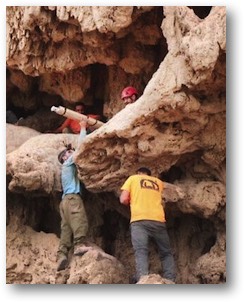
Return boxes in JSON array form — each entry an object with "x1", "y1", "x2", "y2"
[
  {"x1": 6, "y1": 6, "x2": 226, "y2": 284},
  {"x1": 6, "y1": 124, "x2": 40, "y2": 154}
]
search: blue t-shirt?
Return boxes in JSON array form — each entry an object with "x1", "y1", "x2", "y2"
[{"x1": 61, "y1": 129, "x2": 86, "y2": 197}]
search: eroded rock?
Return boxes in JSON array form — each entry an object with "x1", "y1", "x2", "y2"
[{"x1": 6, "y1": 6, "x2": 226, "y2": 284}]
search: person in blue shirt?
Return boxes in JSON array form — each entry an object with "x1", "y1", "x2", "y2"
[{"x1": 56, "y1": 119, "x2": 92, "y2": 271}]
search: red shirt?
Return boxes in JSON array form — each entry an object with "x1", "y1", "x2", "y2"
[{"x1": 58, "y1": 119, "x2": 81, "y2": 134}]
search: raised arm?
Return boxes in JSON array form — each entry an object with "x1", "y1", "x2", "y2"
[{"x1": 77, "y1": 119, "x2": 87, "y2": 147}]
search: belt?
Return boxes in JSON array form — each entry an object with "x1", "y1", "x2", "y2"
[{"x1": 65, "y1": 193, "x2": 80, "y2": 196}]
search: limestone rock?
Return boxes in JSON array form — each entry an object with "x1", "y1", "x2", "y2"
[
  {"x1": 137, "y1": 274, "x2": 175, "y2": 284},
  {"x1": 6, "y1": 133, "x2": 79, "y2": 194},
  {"x1": 6, "y1": 6, "x2": 226, "y2": 284},
  {"x1": 6, "y1": 124, "x2": 40, "y2": 154}
]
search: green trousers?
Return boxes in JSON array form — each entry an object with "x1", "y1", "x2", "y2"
[{"x1": 57, "y1": 194, "x2": 88, "y2": 259}]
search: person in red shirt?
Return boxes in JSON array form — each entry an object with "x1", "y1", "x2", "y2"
[
  {"x1": 54, "y1": 103, "x2": 85, "y2": 134},
  {"x1": 121, "y1": 86, "x2": 139, "y2": 105}
]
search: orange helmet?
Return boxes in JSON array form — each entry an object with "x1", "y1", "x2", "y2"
[{"x1": 121, "y1": 86, "x2": 138, "y2": 100}]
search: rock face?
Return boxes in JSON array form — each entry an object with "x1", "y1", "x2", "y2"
[{"x1": 6, "y1": 6, "x2": 226, "y2": 284}]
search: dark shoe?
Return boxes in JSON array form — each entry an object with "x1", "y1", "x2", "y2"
[
  {"x1": 74, "y1": 244, "x2": 93, "y2": 256},
  {"x1": 57, "y1": 256, "x2": 68, "y2": 271}
]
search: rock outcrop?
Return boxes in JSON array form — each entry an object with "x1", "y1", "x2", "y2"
[{"x1": 6, "y1": 6, "x2": 226, "y2": 284}]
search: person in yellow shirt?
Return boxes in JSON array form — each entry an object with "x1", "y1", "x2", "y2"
[{"x1": 120, "y1": 167, "x2": 176, "y2": 283}]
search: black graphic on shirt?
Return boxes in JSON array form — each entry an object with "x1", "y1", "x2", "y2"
[{"x1": 140, "y1": 179, "x2": 159, "y2": 191}]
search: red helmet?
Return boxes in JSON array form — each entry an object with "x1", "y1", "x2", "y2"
[{"x1": 121, "y1": 86, "x2": 138, "y2": 100}]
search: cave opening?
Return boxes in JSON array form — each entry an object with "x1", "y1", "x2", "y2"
[
  {"x1": 164, "y1": 150, "x2": 222, "y2": 183},
  {"x1": 6, "y1": 6, "x2": 170, "y2": 132},
  {"x1": 167, "y1": 214, "x2": 217, "y2": 259},
  {"x1": 32, "y1": 199, "x2": 61, "y2": 236},
  {"x1": 86, "y1": 63, "x2": 108, "y2": 122},
  {"x1": 101, "y1": 209, "x2": 129, "y2": 256},
  {"x1": 159, "y1": 166, "x2": 184, "y2": 183},
  {"x1": 7, "y1": 194, "x2": 61, "y2": 236},
  {"x1": 188, "y1": 6, "x2": 212, "y2": 19}
]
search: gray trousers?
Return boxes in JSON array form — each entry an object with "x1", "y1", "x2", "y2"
[
  {"x1": 57, "y1": 194, "x2": 88, "y2": 259},
  {"x1": 131, "y1": 220, "x2": 176, "y2": 282}
]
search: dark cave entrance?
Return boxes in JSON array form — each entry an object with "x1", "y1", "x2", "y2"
[
  {"x1": 6, "y1": 192, "x2": 61, "y2": 236},
  {"x1": 167, "y1": 214, "x2": 217, "y2": 258},
  {"x1": 86, "y1": 63, "x2": 108, "y2": 122},
  {"x1": 188, "y1": 6, "x2": 212, "y2": 19},
  {"x1": 6, "y1": 6, "x2": 215, "y2": 133},
  {"x1": 101, "y1": 209, "x2": 129, "y2": 256},
  {"x1": 6, "y1": 6, "x2": 169, "y2": 132}
]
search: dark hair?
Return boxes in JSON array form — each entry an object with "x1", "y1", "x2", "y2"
[
  {"x1": 75, "y1": 102, "x2": 86, "y2": 109},
  {"x1": 137, "y1": 167, "x2": 151, "y2": 176},
  {"x1": 58, "y1": 149, "x2": 67, "y2": 164},
  {"x1": 58, "y1": 143, "x2": 75, "y2": 164}
]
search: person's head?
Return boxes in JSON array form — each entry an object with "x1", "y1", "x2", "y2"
[
  {"x1": 75, "y1": 102, "x2": 85, "y2": 114},
  {"x1": 58, "y1": 144, "x2": 75, "y2": 164},
  {"x1": 121, "y1": 86, "x2": 138, "y2": 105},
  {"x1": 137, "y1": 167, "x2": 151, "y2": 176}
]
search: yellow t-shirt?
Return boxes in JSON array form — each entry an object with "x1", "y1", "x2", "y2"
[{"x1": 121, "y1": 174, "x2": 166, "y2": 223}]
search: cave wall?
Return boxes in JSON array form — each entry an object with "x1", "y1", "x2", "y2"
[
  {"x1": 6, "y1": 6, "x2": 165, "y2": 123},
  {"x1": 6, "y1": 6, "x2": 226, "y2": 284}
]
